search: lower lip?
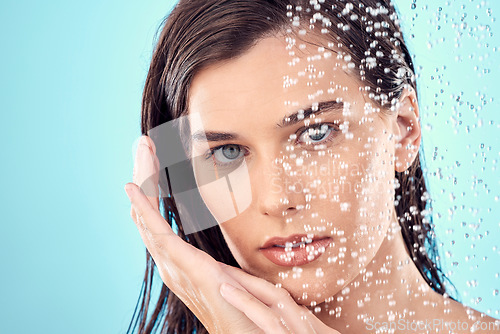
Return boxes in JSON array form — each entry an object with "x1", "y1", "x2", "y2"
[{"x1": 260, "y1": 238, "x2": 332, "y2": 267}]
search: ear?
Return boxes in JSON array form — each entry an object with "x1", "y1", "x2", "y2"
[{"x1": 392, "y1": 88, "x2": 421, "y2": 173}]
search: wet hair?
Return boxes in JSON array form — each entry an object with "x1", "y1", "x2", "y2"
[{"x1": 127, "y1": 1, "x2": 455, "y2": 333}]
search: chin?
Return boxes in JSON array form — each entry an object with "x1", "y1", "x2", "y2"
[
  {"x1": 291, "y1": 281, "x2": 338, "y2": 307},
  {"x1": 281, "y1": 261, "x2": 366, "y2": 308},
  {"x1": 264, "y1": 269, "x2": 338, "y2": 307}
]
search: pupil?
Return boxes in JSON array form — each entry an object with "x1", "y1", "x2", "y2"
[
  {"x1": 222, "y1": 145, "x2": 240, "y2": 159},
  {"x1": 309, "y1": 127, "x2": 327, "y2": 141}
]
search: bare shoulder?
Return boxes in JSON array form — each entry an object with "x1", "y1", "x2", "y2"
[{"x1": 441, "y1": 293, "x2": 500, "y2": 333}]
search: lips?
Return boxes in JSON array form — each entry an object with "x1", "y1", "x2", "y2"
[
  {"x1": 260, "y1": 234, "x2": 316, "y2": 249},
  {"x1": 259, "y1": 234, "x2": 332, "y2": 267}
]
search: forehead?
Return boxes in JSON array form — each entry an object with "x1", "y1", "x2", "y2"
[{"x1": 187, "y1": 36, "x2": 365, "y2": 129}]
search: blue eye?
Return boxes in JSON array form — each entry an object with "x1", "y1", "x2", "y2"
[
  {"x1": 297, "y1": 123, "x2": 337, "y2": 145},
  {"x1": 205, "y1": 144, "x2": 246, "y2": 167},
  {"x1": 204, "y1": 123, "x2": 337, "y2": 167}
]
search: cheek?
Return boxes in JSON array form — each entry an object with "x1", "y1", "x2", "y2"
[
  {"x1": 218, "y1": 222, "x2": 255, "y2": 270},
  {"x1": 306, "y1": 127, "x2": 395, "y2": 263},
  {"x1": 194, "y1": 160, "x2": 253, "y2": 225},
  {"x1": 334, "y1": 128, "x2": 394, "y2": 264}
]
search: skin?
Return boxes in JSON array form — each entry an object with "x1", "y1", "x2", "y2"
[
  {"x1": 188, "y1": 36, "x2": 407, "y2": 307},
  {"x1": 126, "y1": 35, "x2": 500, "y2": 333},
  {"x1": 127, "y1": 137, "x2": 339, "y2": 333}
]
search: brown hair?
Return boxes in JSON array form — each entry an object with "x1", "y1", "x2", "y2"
[{"x1": 127, "y1": 1, "x2": 453, "y2": 333}]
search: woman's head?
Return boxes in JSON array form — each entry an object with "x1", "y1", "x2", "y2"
[
  {"x1": 133, "y1": 0, "x2": 448, "y2": 332},
  {"x1": 187, "y1": 35, "x2": 420, "y2": 304}
]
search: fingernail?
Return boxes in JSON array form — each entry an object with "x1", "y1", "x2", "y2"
[
  {"x1": 136, "y1": 142, "x2": 156, "y2": 169},
  {"x1": 138, "y1": 137, "x2": 153, "y2": 158},
  {"x1": 220, "y1": 282, "x2": 235, "y2": 297},
  {"x1": 133, "y1": 136, "x2": 153, "y2": 166},
  {"x1": 134, "y1": 145, "x2": 156, "y2": 188},
  {"x1": 140, "y1": 135, "x2": 157, "y2": 155},
  {"x1": 124, "y1": 183, "x2": 134, "y2": 200}
]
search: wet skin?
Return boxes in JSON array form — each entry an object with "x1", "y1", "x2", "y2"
[{"x1": 187, "y1": 37, "x2": 498, "y2": 332}]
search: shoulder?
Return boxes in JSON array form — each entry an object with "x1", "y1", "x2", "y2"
[{"x1": 439, "y1": 293, "x2": 500, "y2": 333}]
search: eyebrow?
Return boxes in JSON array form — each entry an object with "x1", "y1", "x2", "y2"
[
  {"x1": 277, "y1": 100, "x2": 343, "y2": 128},
  {"x1": 191, "y1": 100, "x2": 343, "y2": 142}
]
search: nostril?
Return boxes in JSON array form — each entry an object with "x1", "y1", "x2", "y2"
[{"x1": 281, "y1": 206, "x2": 300, "y2": 217}]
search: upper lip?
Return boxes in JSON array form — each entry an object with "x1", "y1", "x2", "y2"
[{"x1": 260, "y1": 234, "x2": 329, "y2": 249}]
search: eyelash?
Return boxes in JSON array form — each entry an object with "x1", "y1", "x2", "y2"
[{"x1": 204, "y1": 122, "x2": 339, "y2": 167}]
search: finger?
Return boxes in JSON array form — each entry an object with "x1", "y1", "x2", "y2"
[
  {"x1": 219, "y1": 263, "x2": 299, "y2": 308},
  {"x1": 133, "y1": 135, "x2": 160, "y2": 210},
  {"x1": 125, "y1": 182, "x2": 175, "y2": 243},
  {"x1": 220, "y1": 282, "x2": 290, "y2": 334},
  {"x1": 126, "y1": 182, "x2": 201, "y2": 273},
  {"x1": 125, "y1": 182, "x2": 219, "y2": 270},
  {"x1": 219, "y1": 263, "x2": 323, "y2": 332}
]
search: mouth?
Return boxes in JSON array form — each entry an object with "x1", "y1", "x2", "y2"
[
  {"x1": 273, "y1": 240, "x2": 311, "y2": 248},
  {"x1": 259, "y1": 234, "x2": 332, "y2": 267},
  {"x1": 260, "y1": 234, "x2": 316, "y2": 249}
]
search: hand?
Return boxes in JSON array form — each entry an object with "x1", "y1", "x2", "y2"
[
  {"x1": 125, "y1": 135, "x2": 340, "y2": 334},
  {"x1": 127, "y1": 136, "x2": 256, "y2": 333},
  {"x1": 219, "y1": 262, "x2": 341, "y2": 334}
]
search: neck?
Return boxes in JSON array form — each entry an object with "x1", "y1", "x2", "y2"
[{"x1": 314, "y1": 211, "x2": 445, "y2": 333}]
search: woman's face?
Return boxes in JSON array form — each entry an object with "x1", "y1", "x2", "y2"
[{"x1": 187, "y1": 36, "x2": 399, "y2": 305}]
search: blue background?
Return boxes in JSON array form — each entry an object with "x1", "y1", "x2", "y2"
[{"x1": 0, "y1": 0, "x2": 498, "y2": 333}]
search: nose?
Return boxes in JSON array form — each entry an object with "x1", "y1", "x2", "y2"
[{"x1": 256, "y1": 155, "x2": 306, "y2": 218}]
